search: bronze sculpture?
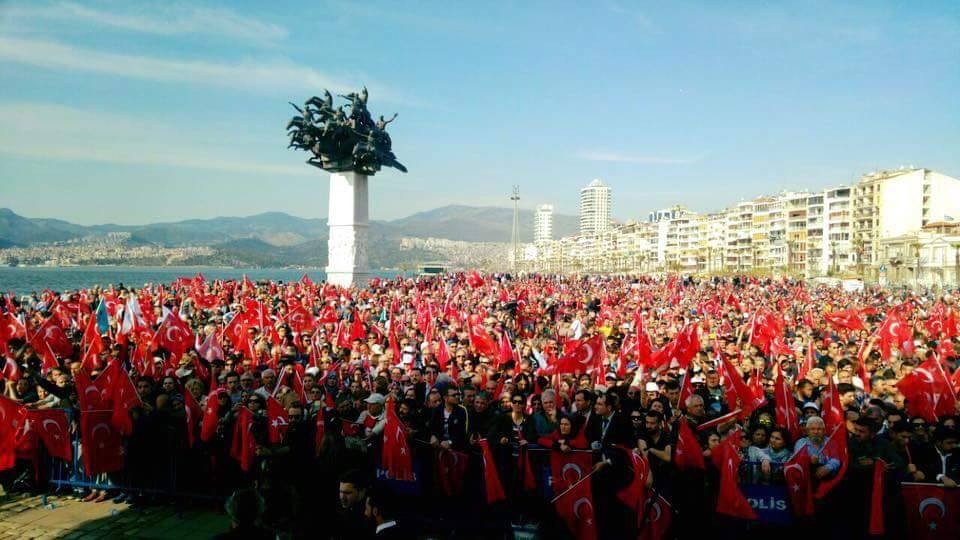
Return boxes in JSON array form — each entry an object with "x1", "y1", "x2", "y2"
[{"x1": 286, "y1": 87, "x2": 407, "y2": 175}]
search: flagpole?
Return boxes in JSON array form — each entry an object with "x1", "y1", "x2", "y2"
[{"x1": 549, "y1": 467, "x2": 599, "y2": 504}]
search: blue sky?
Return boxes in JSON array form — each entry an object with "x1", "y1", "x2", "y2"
[{"x1": 1, "y1": 0, "x2": 957, "y2": 225}]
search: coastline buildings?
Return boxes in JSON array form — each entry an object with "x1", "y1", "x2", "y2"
[{"x1": 525, "y1": 167, "x2": 960, "y2": 286}]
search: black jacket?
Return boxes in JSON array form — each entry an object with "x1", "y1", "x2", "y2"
[{"x1": 427, "y1": 405, "x2": 470, "y2": 451}]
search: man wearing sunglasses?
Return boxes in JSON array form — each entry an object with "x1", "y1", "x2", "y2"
[{"x1": 428, "y1": 385, "x2": 469, "y2": 451}]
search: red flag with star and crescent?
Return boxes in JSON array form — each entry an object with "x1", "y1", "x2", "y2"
[
  {"x1": 554, "y1": 465, "x2": 598, "y2": 540},
  {"x1": 266, "y1": 396, "x2": 289, "y2": 445},
  {"x1": 784, "y1": 445, "x2": 814, "y2": 516},
  {"x1": 901, "y1": 482, "x2": 960, "y2": 539},
  {"x1": 381, "y1": 396, "x2": 414, "y2": 481},
  {"x1": 0, "y1": 396, "x2": 27, "y2": 471},
  {"x1": 714, "y1": 430, "x2": 757, "y2": 520},
  {"x1": 20, "y1": 409, "x2": 72, "y2": 462},
  {"x1": 555, "y1": 334, "x2": 604, "y2": 374},
  {"x1": 79, "y1": 410, "x2": 124, "y2": 475}
]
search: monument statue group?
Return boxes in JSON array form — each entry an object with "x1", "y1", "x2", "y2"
[
  {"x1": 287, "y1": 87, "x2": 406, "y2": 175},
  {"x1": 286, "y1": 88, "x2": 405, "y2": 288}
]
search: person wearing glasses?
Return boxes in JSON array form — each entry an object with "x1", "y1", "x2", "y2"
[
  {"x1": 489, "y1": 393, "x2": 537, "y2": 448},
  {"x1": 428, "y1": 385, "x2": 469, "y2": 451}
]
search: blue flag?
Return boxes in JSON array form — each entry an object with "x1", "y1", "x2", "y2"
[{"x1": 95, "y1": 299, "x2": 110, "y2": 334}]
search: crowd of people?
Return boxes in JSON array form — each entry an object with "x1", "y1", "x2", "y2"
[{"x1": 1, "y1": 272, "x2": 959, "y2": 539}]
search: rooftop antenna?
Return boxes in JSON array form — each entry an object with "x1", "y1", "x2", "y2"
[{"x1": 511, "y1": 185, "x2": 520, "y2": 274}]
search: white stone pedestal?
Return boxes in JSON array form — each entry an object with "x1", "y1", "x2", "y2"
[{"x1": 325, "y1": 171, "x2": 370, "y2": 288}]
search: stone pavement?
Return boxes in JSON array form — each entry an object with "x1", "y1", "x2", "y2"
[{"x1": 0, "y1": 492, "x2": 231, "y2": 539}]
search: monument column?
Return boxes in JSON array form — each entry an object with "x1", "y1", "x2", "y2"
[{"x1": 325, "y1": 171, "x2": 370, "y2": 288}]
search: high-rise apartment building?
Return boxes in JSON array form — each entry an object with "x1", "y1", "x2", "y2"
[
  {"x1": 533, "y1": 204, "x2": 554, "y2": 244},
  {"x1": 579, "y1": 179, "x2": 611, "y2": 236}
]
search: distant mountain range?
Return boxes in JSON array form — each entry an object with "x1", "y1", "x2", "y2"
[{"x1": 0, "y1": 206, "x2": 579, "y2": 267}]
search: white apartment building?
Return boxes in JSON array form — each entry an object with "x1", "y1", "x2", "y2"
[
  {"x1": 853, "y1": 168, "x2": 960, "y2": 278},
  {"x1": 579, "y1": 179, "x2": 612, "y2": 236},
  {"x1": 823, "y1": 186, "x2": 853, "y2": 276},
  {"x1": 533, "y1": 204, "x2": 554, "y2": 244}
]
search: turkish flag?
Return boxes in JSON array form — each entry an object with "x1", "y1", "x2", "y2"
[
  {"x1": 350, "y1": 310, "x2": 366, "y2": 342},
  {"x1": 901, "y1": 483, "x2": 960, "y2": 539},
  {"x1": 317, "y1": 304, "x2": 338, "y2": 325},
  {"x1": 0, "y1": 312, "x2": 26, "y2": 342},
  {"x1": 230, "y1": 407, "x2": 257, "y2": 472},
  {"x1": 2, "y1": 357, "x2": 21, "y2": 382},
  {"x1": 196, "y1": 331, "x2": 224, "y2": 364},
  {"x1": 921, "y1": 356, "x2": 959, "y2": 419},
  {"x1": 110, "y1": 370, "x2": 142, "y2": 436},
  {"x1": 869, "y1": 459, "x2": 887, "y2": 535},
  {"x1": 634, "y1": 313, "x2": 652, "y2": 367},
  {"x1": 381, "y1": 396, "x2": 414, "y2": 481},
  {"x1": 750, "y1": 309, "x2": 783, "y2": 355},
  {"x1": 720, "y1": 354, "x2": 766, "y2": 419},
  {"x1": 200, "y1": 389, "x2": 225, "y2": 443},
  {"x1": 784, "y1": 445, "x2": 814, "y2": 517},
  {"x1": 182, "y1": 387, "x2": 202, "y2": 447},
  {"x1": 31, "y1": 316, "x2": 73, "y2": 358},
  {"x1": 436, "y1": 448, "x2": 469, "y2": 496},
  {"x1": 28, "y1": 409, "x2": 72, "y2": 462},
  {"x1": 469, "y1": 322, "x2": 499, "y2": 361},
  {"x1": 823, "y1": 309, "x2": 865, "y2": 331},
  {"x1": 156, "y1": 314, "x2": 194, "y2": 359},
  {"x1": 897, "y1": 364, "x2": 941, "y2": 423},
  {"x1": 675, "y1": 416, "x2": 706, "y2": 471},
  {"x1": 266, "y1": 396, "x2": 289, "y2": 445},
  {"x1": 878, "y1": 311, "x2": 912, "y2": 358},
  {"x1": 80, "y1": 410, "x2": 124, "y2": 475},
  {"x1": 820, "y1": 376, "x2": 845, "y2": 431},
  {"x1": 555, "y1": 334, "x2": 604, "y2": 374},
  {"x1": 518, "y1": 445, "x2": 536, "y2": 492},
  {"x1": 285, "y1": 305, "x2": 315, "y2": 335},
  {"x1": 497, "y1": 331, "x2": 515, "y2": 368},
  {"x1": 639, "y1": 494, "x2": 673, "y2": 540},
  {"x1": 479, "y1": 439, "x2": 506, "y2": 504},
  {"x1": 436, "y1": 339, "x2": 451, "y2": 372},
  {"x1": 74, "y1": 369, "x2": 102, "y2": 411},
  {"x1": 465, "y1": 270, "x2": 485, "y2": 289},
  {"x1": 814, "y1": 424, "x2": 849, "y2": 499},
  {"x1": 554, "y1": 471, "x2": 598, "y2": 540},
  {"x1": 798, "y1": 340, "x2": 816, "y2": 381},
  {"x1": 616, "y1": 445, "x2": 650, "y2": 514},
  {"x1": 0, "y1": 396, "x2": 27, "y2": 471},
  {"x1": 549, "y1": 450, "x2": 594, "y2": 495},
  {"x1": 774, "y1": 368, "x2": 801, "y2": 442},
  {"x1": 715, "y1": 431, "x2": 757, "y2": 520},
  {"x1": 388, "y1": 320, "x2": 402, "y2": 365}
]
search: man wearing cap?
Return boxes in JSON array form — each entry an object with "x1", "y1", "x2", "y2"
[{"x1": 357, "y1": 393, "x2": 388, "y2": 440}]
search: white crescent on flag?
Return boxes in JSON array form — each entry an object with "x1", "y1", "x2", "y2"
[
  {"x1": 919, "y1": 497, "x2": 946, "y2": 518},
  {"x1": 573, "y1": 497, "x2": 594, "y2": 525},
  {"x1": 562, "y1": 462, "x2": 584, "y2": 484},
  {"x1": 579, "y1": 344, "x2": 594, "y2": 365},
  {"x1": 42, "y1": 418, "x2": 63, "y2": 440}
]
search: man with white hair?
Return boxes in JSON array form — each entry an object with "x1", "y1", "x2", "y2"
[{"x1": 793, "y1": 416, "x2": 841, "y2": 480}]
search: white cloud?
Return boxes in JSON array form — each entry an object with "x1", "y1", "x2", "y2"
[
  {"x1": 0, "y1": 36, "x2": 368, "y2": 96},
  {"x1": 0, "y1": 102, "x2": 312, "y2": 176},
  {"x1": 577, "y1": 150, "x2": 700, "y2": 165},
  {"x1": 3, "y1": 1, "x2": 287, "y2": 45}
]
